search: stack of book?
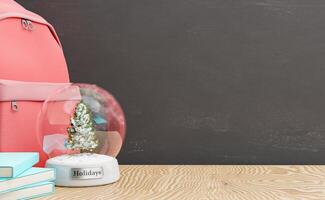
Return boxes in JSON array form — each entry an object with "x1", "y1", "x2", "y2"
[{"x1": 0, "y1": 152, "x2": 55, "y2": 200}]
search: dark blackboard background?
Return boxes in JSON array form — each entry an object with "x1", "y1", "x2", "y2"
[{"x1": 17, "y1": 0, "x2": 325, "y2": 164}]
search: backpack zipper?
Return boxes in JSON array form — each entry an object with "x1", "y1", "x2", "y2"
[
  {"x1": 11, "y1": 101, "x2": 18, "y2": 111},
  {"x1": 21, "y1": 19, "x2": 33, "y2": 31}
]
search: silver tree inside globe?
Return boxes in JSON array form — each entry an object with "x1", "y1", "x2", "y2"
[{"x1": 66, "y1": 101, "x2": 99, "y2": 152}]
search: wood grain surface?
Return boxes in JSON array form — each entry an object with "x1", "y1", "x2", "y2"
[{"x1": 40, "y1": 165, "x2": 325, "y2": 200}]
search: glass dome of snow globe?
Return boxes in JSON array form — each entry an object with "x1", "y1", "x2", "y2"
[
  {"x1": 37, "y1": 83, "x2": 126, "y2": 158},
  {"x1": 37, "y1": 83, "x2": 126, "y2": 186}
]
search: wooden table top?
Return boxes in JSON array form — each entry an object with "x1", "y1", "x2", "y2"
[{"x1": 41, "y1": 165, "x2": 325, "y2": 200}]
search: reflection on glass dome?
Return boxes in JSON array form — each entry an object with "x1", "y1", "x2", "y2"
[{"x1": 37, "y1": 83, "x2": 126, "y2": 159}]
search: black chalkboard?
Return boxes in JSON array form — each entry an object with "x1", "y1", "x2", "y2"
[{"x1": 17, "y1": 0, "x2": 325, "y2": 164}]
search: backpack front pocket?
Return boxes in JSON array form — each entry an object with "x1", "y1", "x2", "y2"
[{"x1": 0, "y1": 79, "x2": 78, "y2": 167}]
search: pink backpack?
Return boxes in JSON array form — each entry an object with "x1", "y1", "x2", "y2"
[{"x1": 0, "y1": 0, "x2": 70, "y2": 166}]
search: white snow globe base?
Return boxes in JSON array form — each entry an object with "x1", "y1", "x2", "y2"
[{"x1": 46, "y1": 153, "x2": 119, "y2": 187}]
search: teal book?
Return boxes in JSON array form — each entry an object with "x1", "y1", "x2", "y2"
[
  {"x1": 0, "y1": 167, "x2": 55, "y2": 194},
  {"x1": 0, "y1": 152, "x2": 39, "y2": 178},
  {"x1": 0, "y1": 181, "x2": 54, "y2": 200}
]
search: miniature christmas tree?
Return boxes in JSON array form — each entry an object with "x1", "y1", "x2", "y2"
[{"x1": 66, "y1": 101, "x2": 99, "y2": 153}]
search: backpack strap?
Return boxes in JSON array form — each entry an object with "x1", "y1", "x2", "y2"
[{"x1": 0, "y1": 79, "x2": 79, "y2": 101}]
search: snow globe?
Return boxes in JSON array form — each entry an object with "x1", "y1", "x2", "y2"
[{"x1": 37, "y1": 83, "x2": 126, "y2": 187}]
